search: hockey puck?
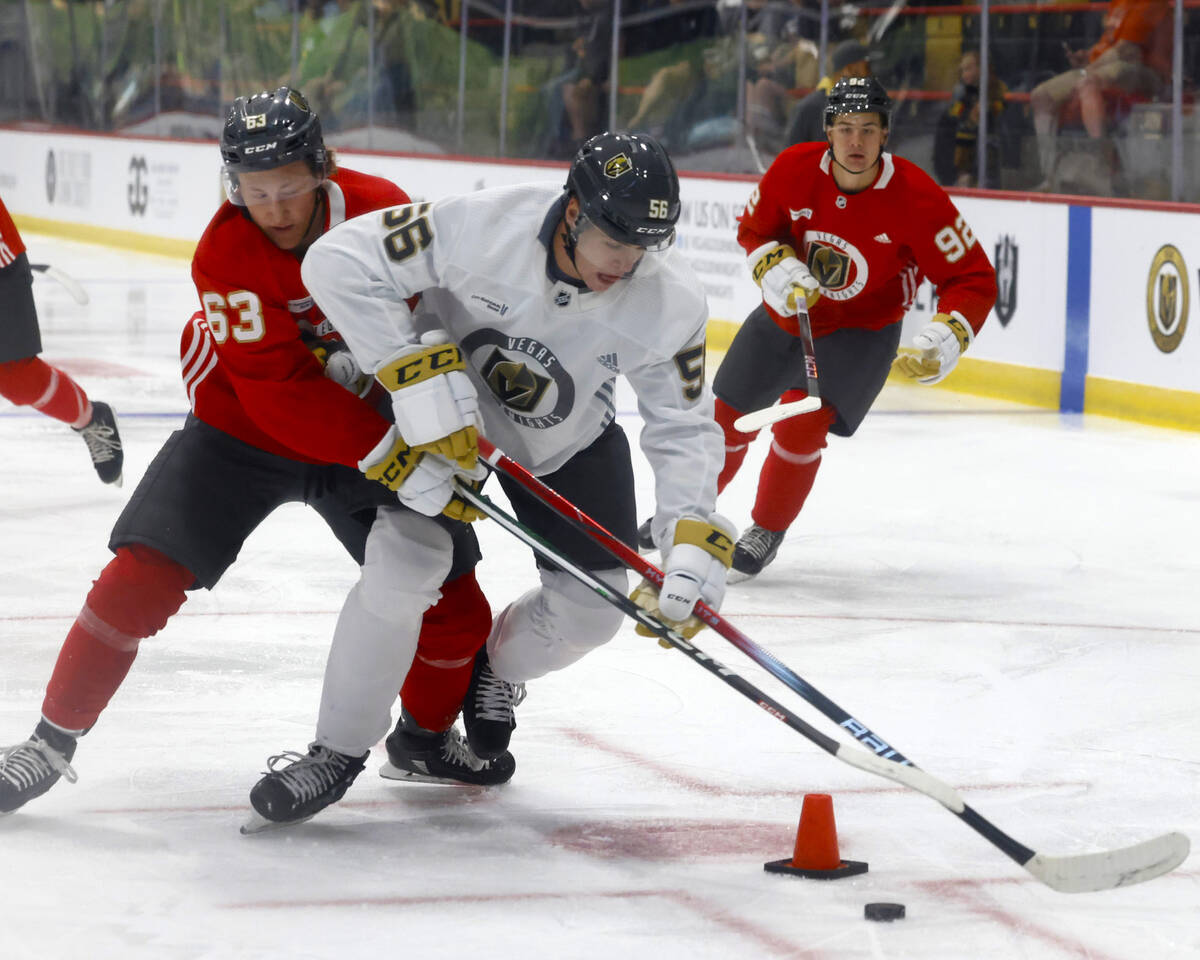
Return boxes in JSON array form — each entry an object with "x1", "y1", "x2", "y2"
[{"x1": 864, "y1": 902, "x2": 905, "y2": 922}]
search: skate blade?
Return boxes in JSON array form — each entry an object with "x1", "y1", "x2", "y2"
[
  {"x1": 240, "y1": 809, "x2": 314, "y2": 835},
  {"x1": 726, "y1": 568, "x2": 757, "y2": 585},
  {"x1": 378, "y1": 760, "x2": 469, "y2": 785}
]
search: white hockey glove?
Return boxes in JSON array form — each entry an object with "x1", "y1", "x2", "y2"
[
  {"x1": 310, "y1": 339, "x2": 372, "y2": 397},
  {"x1": 893, "y1": 313, "x2": 973, "y2": 385},
  {"x1": 630, "y1": 513, "x2": 736, "y2": 640},
  {"x1": 749, "y1": 242, "x2": 821, "y2": 317},
  {"x1": 375, "y1": 331, "x2": 480, "y2": 470},
  {"x1": 359, "y1": 426, "x2": 487, "y2": 523}
]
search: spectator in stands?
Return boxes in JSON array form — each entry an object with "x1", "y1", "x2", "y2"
[
  {"x1": 933, "y1": 49, "x2": 1010, "y2": 188},
  {"x1": 542, "y1": 0, "x2": 613, "y2": 158},
  {"x1": 784, "y1": 39, "x2": 877, "y2": 146},
  {"x1": 1030, "y1": 0, "x2": 1171, "y2": 192},
  {"x1": 625, "y1": 0, "x2": 720, "y2": 139},
  {"x1": 745, "y1": 0, "x2": 821, "y2": 156}
]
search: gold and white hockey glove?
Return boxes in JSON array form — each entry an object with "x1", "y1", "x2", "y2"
[
  {"x1": 893, "y1": 312, "x2": 973, "y2": 385},
  {"x1": 375, "y1": 331, "x2": 479, "y2": 470},
  {"x1": 749, "y1": 242, "x2": 821, "y2": 316},
  {"x1": 359, "y1": 426, "x2": 487, "y2": 523},
  {"x1": 631, "y1": 513, "x2": 736, "y2": 640}
]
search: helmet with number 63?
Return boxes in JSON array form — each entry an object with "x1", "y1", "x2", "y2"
[
  {"x1": 566, "y1": 132, "x2": 680, "y2": 252},
  {"x1": 220, "y1": 87, "x2": 328, "y2": 205}
]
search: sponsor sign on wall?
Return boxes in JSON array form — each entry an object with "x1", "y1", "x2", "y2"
[
  {"x1": 0, "y1": 131, "x2": 216, "y2": 240},
  {"x1": 1089, "y1": 208, "x2": 1199, "y2": 392}
]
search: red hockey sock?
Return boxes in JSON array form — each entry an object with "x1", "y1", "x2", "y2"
[
  {"x1": 751, "y1": 399, "x2": 836, "y2": 533},
  {"x1": 41, "y1": 545, "x2": 194, "y2": 731},
  {"x1": 0, "y1": 357, "x2": 91, "y2": 427},
  {"x1": 715, "y1": 396, "x2": 760, "y2": 493},
  {"x1": 400, "y1": 571, "x2": 492, "y2": 733}
]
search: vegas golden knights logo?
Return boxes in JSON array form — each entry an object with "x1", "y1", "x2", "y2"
[
  {"x1": 1145, "y1": 244, "x2": 1189, "y2": 354},
  {"x1": 994, "y1": 235, "x2": 1018, "y2": 327},
  {"x1": 807, "y1": 244, "x2": 849, "y2": 289},
  {"x1": 603, "y1": 153, "x2": 632, "y2": 179},
  {"x1": 482, "y1": 348, "x2": 552, "y2": 412}
]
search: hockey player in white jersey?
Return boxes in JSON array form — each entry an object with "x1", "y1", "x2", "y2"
[{"x1": 300, "y1": 132, "x2": 733, "y2": 768}]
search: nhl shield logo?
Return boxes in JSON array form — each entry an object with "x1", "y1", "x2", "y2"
[
  {"x1": 603, "y1": 153, "x2": 632, "y2": 179},
  {"x1": 994, "y1": 235, "x2": 1018, "y2": 327},
  {"x1": 1145, "y1": 244, "x2": 1190, "y2": 354}
]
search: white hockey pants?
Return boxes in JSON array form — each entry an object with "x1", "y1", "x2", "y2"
[
  {"x1": 487, "y1": 565, "x2": 628, "y2": 682},
  {"x1": 316, "y1": 507, "x2": 453, "y2": 755}
]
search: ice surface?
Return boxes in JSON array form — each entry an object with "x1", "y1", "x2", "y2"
[{"x1": 1, "y1": 235, "x2": 1197, "y2": 959}]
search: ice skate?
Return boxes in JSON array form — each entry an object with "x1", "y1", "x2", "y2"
[
  {"x1": 729, "y1": 523, "x2": 786, "y2": 582},
  {"x1": 462, "y1": 648, "x2": 525, "y2": 760},
  {"x1": 380, "y1": 718, "x2": 515, "y2": 786},
  {"x1": 0, "y1": 720, "x2": 79, "y2": 814},
  {"x1": 74, "y1": 401, "x2": 124, "y2": 486},
  {"x1": 242, "y1": 742, "x2": 366, "y2": 834}
]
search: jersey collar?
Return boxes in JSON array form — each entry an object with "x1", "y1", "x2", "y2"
[{"x1": 820, "y1": 149, "x2": 896, "y2": 190}]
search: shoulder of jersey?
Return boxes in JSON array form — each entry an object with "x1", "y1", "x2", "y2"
[
  {"x1": 333, "y1": 166, "x2": 410, "y2": 213},
  {"x1": 194, "y1": 202, "x2": 262, "y2": 275},
  {"x1": 774, "y1": 141, "x2": 828, "y2": 170}
]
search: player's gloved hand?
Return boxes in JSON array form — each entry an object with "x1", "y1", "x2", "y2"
[
  {"x1": 375, "y1": 331, "x2": 479, "y2": 470},
  {"x1": 630, "y1": 513, "x2": 736, "y2": 640},
  {"x1": 310, "y1": 339, "x2": 373, "y2": 397},
  {"x1": 749, "y1": 242, "x2": 821, "y2": 317},
  {"x1": 893, "y1": 312, "x2": 973, "y2": 385},
  {"x1": 359, "y1": 427, "x2": 487, "y2": 523}
]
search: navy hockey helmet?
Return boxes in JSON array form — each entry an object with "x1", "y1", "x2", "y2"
[
  {"x1": 566, "y1": 132, "x2": 680, "y2": 252},
  {"x1": 220, "y1": 87, "x2": 328, "y2": 203},
  {"x1": 823, "y1": 76, "x2": 894, "y2": 129}
]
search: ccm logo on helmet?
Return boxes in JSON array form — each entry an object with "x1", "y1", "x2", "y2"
[{"x1": 245, "y1": 141, "x2": 279, "y2": 154}]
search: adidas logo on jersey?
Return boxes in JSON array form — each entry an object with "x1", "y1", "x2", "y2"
[
  {"x1": 596, "y1": 352, "x2": 619, "y2": 373},
  {"x1": 874, "y1": 233, "x2": 892, "y2": 243}
]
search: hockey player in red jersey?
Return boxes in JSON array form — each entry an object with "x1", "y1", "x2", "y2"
[
  {"x1": 711, "y1": 76, "x2": 998, "y2": 579},
  {"x1": 0, "y1": 88, "x2": 509, "y2": 824},
  {"x1": 0, "y1": 195, "x2": 124, "y2": 485}
]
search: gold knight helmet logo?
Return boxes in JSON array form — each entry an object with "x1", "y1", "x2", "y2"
[
  {"x1": 603, "y1": 153, "x2": 632, "y2": 179},
  {"x1": 1146, "y1": 244, "x2": 1190, "y2": 354}
]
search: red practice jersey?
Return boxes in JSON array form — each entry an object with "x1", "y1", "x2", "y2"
[
  {"x1": 738, "y1": 143, "x2": 997, "y2": 339},
  {"x1": 0, "y1": 195, "x2": 27, "y2": 269},
  {"x1": 185, "y1": 168, "x2": 407, "y2": 466}
]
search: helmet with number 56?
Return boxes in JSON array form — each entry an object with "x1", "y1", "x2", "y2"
[{"x1": 566, "y1": 132, "x2": 680, "y2": 252}]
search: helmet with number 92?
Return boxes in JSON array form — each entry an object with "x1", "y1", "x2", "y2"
[
  {"x1": 566, "y1": 132, "x2": 680, "y2": 253},
  {"x1": 823, "y1": 76, "x2": 894, "y2": 130},
  {"x1": 220, "y1": 86, "x2": 329, "y2": 207}
]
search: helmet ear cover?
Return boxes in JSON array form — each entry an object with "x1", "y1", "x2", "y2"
[{"x1": 565, "y1": 132, "x2": 680, "y2": 253}]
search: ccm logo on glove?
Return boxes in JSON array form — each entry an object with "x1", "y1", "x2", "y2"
[{"x1": 376, "y1": 343, "x2": 466, "y2": 390}]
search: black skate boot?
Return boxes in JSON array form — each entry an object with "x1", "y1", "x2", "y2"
[
  {"x1": 462, "y1": 648, "x2": 525, "y2": 760},
  {"x1": 380, "y1": 712, "x2": 515, "y2": 786},
  {"x1": 635, "y1": 517, "x2": 655, "y2": 553},
  {"x1": 730, "y1": 523, "x2": 786, "y2": 581},
  {"x1": 74, "y1": 401, "x2": 124, "y2": 486},
  {"x1": 0, "y1": 720, "x2": 79, "y2": 814},
  {"x1": 243, "y1": 743, "x2": 367, "y2": 834}
]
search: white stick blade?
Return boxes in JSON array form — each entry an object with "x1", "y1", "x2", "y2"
[
  {"x1": 1024, "y1": 831, "x2": 1189, "y2": 893},
  {"x1": 733, "y1": 396, "x2": 822, "y2": 433}
]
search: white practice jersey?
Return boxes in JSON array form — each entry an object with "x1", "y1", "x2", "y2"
[{"x1": 302, "y1": 181, "x2": 723, "y2": 527}]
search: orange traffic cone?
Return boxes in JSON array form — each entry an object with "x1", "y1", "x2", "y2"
[{"x1": 764, "y1": 793, "x2": 868, "y2": 879}]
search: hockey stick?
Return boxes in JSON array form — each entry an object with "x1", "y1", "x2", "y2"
[
  {"x1": 476, "y1": 437, "x2": 909, "y2": 762},
  {"x1": 30, "y1": 263, "x2": 89, "y2": 305},
  {"x1": 732, "y1": 302, "x2": 821, "y2": 432},
  {"x1": 457, "y1": 478, "x2": 1187, "y2": 892}
]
